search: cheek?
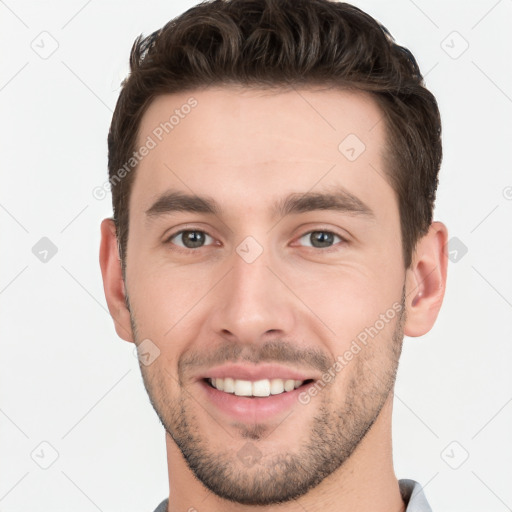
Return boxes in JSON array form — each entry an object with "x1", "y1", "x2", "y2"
[
  {"x1": 127, "y1": 262, "x2": 216, "y2": 339},
  {"x1": 290, "y1": 261, "x2": 404, "y2": 353}
]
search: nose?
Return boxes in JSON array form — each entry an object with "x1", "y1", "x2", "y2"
[{"x1": 208, "y1": 245, "x2": 297, "y2": 346}]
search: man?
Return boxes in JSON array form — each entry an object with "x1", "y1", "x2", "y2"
[{"x1": 99, "y1": 0, "x2": 447, "y2": 510}]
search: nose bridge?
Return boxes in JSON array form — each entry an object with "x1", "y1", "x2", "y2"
[{"x1": 210, "y1": 240, "x2": 294, "y2": 343}]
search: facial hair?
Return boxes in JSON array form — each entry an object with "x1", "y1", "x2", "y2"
[{"x1": 130, "y1": 290, "x2": 406, "y2": 506}]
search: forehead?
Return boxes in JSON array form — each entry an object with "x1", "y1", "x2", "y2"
[{"x1": 131, "y1": 85, "x2": 394, "y2": 220}]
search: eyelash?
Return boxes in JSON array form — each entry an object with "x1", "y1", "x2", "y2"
[{"x1": 165, "y1": 228, "x2": 348, "y2": 253}]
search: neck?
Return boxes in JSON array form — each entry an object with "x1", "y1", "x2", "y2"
[{"x1": 163, "y1": 395, "x2": 404, "y2": 512}]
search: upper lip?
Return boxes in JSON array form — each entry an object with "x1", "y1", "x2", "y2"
[{"x1": 197, "y1": 363, "x2": 319, "y2": 382}]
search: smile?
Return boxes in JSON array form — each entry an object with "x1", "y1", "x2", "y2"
[{"x1": 207, "y1": 377, "x2": 312, "y2": 397}]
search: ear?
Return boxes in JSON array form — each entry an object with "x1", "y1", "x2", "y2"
[
  {"x1": 404, "y1": 221, "x2": 448, "y2": 337},
  {"x1": 99, "y1": 218, "x2": 134, "y2": 343}
]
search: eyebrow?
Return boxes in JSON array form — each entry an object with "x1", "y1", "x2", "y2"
[
  {"x1": 145, "y1": 187, "x2": 374, "y2": 221},
  {"x1": 146, "y1": 191, "x2": 220, "y2": 217},
  {"x1": 275, "y1": 188, "x2": 374, "y2": 219}
]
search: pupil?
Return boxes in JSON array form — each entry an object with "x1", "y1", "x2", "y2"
[
  {"x1": 183, "y1": 231, "x2": 205, "y2": 248},
  {"x1": 311, "y1": 231, "x2": 333, "y2": 248}
]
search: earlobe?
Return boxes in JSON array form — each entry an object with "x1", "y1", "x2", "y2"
[
  {"x1": 99, "y1": 218, "x2": 134, "y2": 343},
  {"x1": 404, "y1": 221, "x2": 449, "y2": 337}
]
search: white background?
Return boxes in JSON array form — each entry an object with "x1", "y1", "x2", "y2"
[{"x1": 1, "y1": 0, "x2": 511, "y2": 510}]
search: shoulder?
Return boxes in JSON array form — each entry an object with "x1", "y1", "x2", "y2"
[
  {"x1": 151, "y1": 498, "x2": 169, "y2": 512},
  {"x1": 399, "y1": 479, "x2": 433, "y2": 512}
]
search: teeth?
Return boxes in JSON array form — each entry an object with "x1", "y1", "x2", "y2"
[
  {"x1": 269, "y1": 378, "x2": 284, "y2": 394},
  {"x1": 234, "y1": 379, "x2": 253, "y2": 396},
  {"x1": 253, "y1": 379, "x2": 270, "y2": 397},
  {"x1": 284, "y1": 379, "x2": 295, "y2": 392},
  {"x1": 209, "y1": 377, "x2": 305, "y2": 396},
  {"x1": 223, "y1": 377, "x2": 235, "y2": 393}
]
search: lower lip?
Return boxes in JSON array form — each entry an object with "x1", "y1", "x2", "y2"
[{"x1": 198, "y1": 379, "x2": 313, "y2": 422}]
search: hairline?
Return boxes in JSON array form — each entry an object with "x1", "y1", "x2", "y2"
[{"x1": 117, "y1": 82, "x2": 407, "y2": 270}]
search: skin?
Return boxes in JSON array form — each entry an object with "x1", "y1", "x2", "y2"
[{"x1": 100, "y1": 86, "x2": 448, "y2": 512}]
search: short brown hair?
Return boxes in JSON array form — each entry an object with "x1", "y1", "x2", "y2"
[{"x1": 108, "y1": 0, "x2": 442, "y2": 270}]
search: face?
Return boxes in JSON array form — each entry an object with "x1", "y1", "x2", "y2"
[{"x1": 123, "y1": 86, "x2": 407, "y2": 505}]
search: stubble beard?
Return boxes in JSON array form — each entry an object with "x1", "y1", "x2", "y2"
[{"x1": 130, "y1": 293, "x2": 406, "y2": 506}]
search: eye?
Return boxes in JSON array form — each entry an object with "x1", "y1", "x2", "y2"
[
  {"x1": 167, "y1": 230, "x2": 215, "y2": 249},
  {"x1": 297, "y1": 230, "x2": 345, "y2": 249}
]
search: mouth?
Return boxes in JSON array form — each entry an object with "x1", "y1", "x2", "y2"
[
  {"x1": 199, "y1": 376, "x2": 316, "y2": 421},
  {"x1": 204, "y1": 377, "x2": 315, "y2": 398},
  {"x1": 195, "y1": 363, "x2": 320, "y2": 420}
]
